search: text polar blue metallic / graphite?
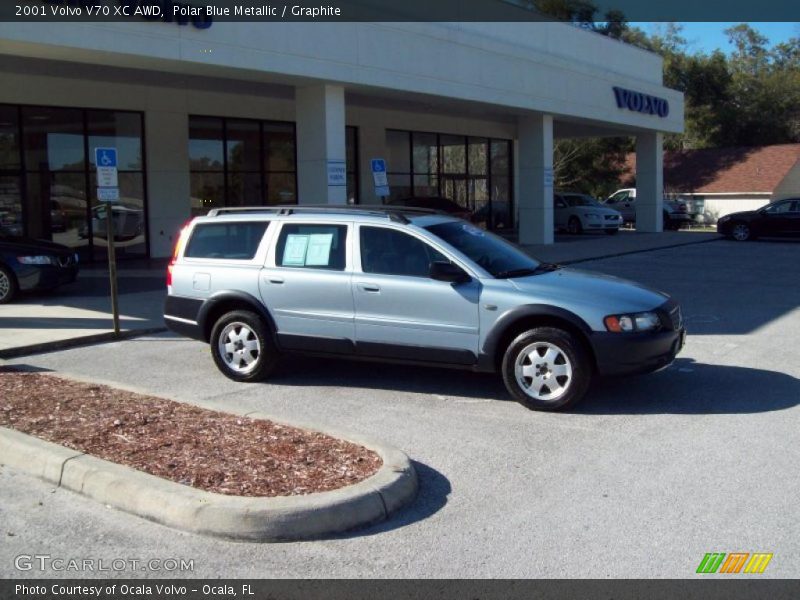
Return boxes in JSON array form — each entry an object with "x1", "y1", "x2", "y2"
[{"x1": 613, "y1": 87, "x2": 670, "y2": 118}]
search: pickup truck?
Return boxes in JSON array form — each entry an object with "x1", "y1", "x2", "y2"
[{"x1": 604, "y1": 188, "x2": 694, "y2": 230}]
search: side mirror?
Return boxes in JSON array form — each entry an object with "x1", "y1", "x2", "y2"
[{"x1": 430, "y1": 261, "x2": 470, "y2": 284}]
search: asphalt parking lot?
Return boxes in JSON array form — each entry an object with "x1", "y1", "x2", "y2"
[{"x1": 1, "y1": 238, "x2": 798, "y2": 578}]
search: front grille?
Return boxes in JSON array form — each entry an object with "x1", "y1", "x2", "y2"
[{"x1": 604, "y1": 214, "x2": 619, "y2": 221}]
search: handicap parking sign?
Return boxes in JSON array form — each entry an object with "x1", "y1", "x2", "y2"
[{"x1": 95, "y1": 148, "x2": 117, "y2": 168}]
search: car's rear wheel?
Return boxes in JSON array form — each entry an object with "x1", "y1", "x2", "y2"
[
  {"x1": 731, "y1": 222, "x2": 752, "y2": 241},
  {"x1": 501, "y1": 327, "x2": 592, "y2": 411},
  {"x1": 0, "y1": 265, "x2": 18, "y2": 304},
  {"x1": 210, "y1": 310, "x2": 277, "y2": 382},
  {"x1": 567, "y1": 217, "x2": 583, "y2": 235}
]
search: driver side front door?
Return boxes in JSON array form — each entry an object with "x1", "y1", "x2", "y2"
[{"x1": 353, "y1": 225, "x2": 481, "y2": 365}]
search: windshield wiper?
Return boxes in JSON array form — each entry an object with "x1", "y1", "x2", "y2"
[{"x1": 494, "y1": 263, "x2": 562, "y2": 279}]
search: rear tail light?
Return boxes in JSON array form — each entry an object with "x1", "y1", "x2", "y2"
[{"x1": 167, "y1": 218, "x2": 193, "y2": 288}]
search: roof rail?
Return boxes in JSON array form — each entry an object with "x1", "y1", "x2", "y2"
[{"x1": 206, "y1": 204, "x2": 443, "y2": 224}]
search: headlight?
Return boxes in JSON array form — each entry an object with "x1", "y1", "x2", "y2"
[
  {"x1": 584, "y1": 213, "x2": 600, "y2": 219},
  {"x1": 17, "y1": 255, "x2": 57, "y2": 265},
  {"x1": 604, "y1": 311, "x2": 661, "y2": 333}
]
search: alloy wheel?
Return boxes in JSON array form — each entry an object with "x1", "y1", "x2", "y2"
[
  {"x1": 514, "y1": 341, "x2": 573, "y2": 401},
  {"x1": 217, "y1": 321, "x2": 261, "y2": 375},
  {"x1": 0, "y1": 271, "x2": 10, "y2": 301},
  {"x1": 732, "y1": 223, "x2": 750, "y2": 241}
]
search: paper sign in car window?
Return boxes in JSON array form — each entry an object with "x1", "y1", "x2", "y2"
[
  {"x1": 282, "y1": 234, "x2": 309, "y2": 266},
  {"x1": 305, "y1": 233, "x2": 334, "y2": 266}
]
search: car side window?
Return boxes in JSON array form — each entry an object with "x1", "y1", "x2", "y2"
[
  {"x1": 184, "y1": 222, "x2": 269, "y2": 260},
  {"x1": 764, "y1": 201, "x2": 793, "y2": 214},
  {"x1": 274, "y1": 223, "x2": 347, "y2": 271},
  {"x1": 360, "y1": 226, "x2": 447, "y2": 278},
  {"x1": 608, "y1": 192, "x2": 628, "y2": 205}
]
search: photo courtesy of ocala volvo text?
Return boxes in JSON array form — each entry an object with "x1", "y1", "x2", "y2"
[{"x1": 163, "y1": 205, "x2": 686, "y2": 411}]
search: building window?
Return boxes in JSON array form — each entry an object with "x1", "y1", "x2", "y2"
[
  {"x1": 189, "y1": 116, "x2": 297, "y2": 216},
  {"x1": 0, "y1": 103, "x2": 146, "y2": 262},
  {"x1": 385, "y1": 129, "x2": 513, "y2": 230}
]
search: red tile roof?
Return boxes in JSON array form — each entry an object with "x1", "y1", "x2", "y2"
[{"x1": 623, "y1": 144, "x2": 800, "y2": 193}]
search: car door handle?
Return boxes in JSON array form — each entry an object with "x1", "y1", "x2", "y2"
[
  {"x1": 268, "y1": 277, "x2": 284, "y2": 284},
  {"x1": 357, "y1": 283, "x2": 380, "y2": 293}
]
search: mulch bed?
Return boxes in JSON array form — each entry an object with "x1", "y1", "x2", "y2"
[{"x1": 0, "y1": 368, "x2": 381, "y2": 497}]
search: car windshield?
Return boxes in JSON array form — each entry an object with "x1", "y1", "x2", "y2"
[
  {"x1": 425, "y1": 221, "x2": 546, "y2": 278},
  {"x1": 565, "y1": 195, "x2": 598, "y2": 207}
]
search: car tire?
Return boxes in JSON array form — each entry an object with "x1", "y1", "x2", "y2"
[
  {"x1": 501, "y1": 327, "x2": 592, "y2": 412},
  {"x1": 605, "y1": 229, "x2": 619, "y2": 235},
  {"x1": 567, "y1": 217, "x2": 583, "y2": 235},
  {"x1": 210, "y1": 310, "x2": 277, "y2": 383},
  {"x1": 0, "y1": 264, "x2": 18, "y2": 304},
  {"x1": 730, "y1": 222, "x2": 753, "y2": 241}
]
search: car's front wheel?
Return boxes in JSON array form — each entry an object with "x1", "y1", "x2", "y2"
[
  {"x1": 210, "y1": 310, "x2": 277, "y2": 382},
  {"x1": 730, "y1": 222, "x2": 753, "y2": 241},
  {"x1": 567, "y1": 216, "x2": 583, "y2": 235},
  {"x1": 0, "y1": 265, "x2": 18, "y2": 304},
  {"x1": 501, "y1": 327, "x2": 592, "y2": 411}
]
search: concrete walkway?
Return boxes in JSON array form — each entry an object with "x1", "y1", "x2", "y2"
[
  {"x1": 517, "y1": 229, "x2": 720, "y2": 264},
  {"x1": 0, "y1": 231, "x2": 720, "y2": 357},
  {"x1": 0, "y1": 262, "x2": 167, "y2": 357}
]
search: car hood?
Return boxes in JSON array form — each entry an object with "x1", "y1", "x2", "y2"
[
  {"x1": 508, "y1": 267, "x2": 669, "y2": 313},
  {"x1": 0, "y1": 236, "x2": 73, "y2": 255},
  {"x1": 573, "y1": 205, "x2": 620, "y2": 217},
  {"x1": 721, "y1": 210, "x2": 758, "y2": 220}
]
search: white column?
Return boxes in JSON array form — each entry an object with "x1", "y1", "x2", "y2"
[
  {"x1": 635, "y1": 132, "x2": 664, "y2": 232},
  {"x1": 295, "y1": 84, "x2": 347, "y2": 205},
  {"x1": 517, "y1": 114, "x2": 554, "y2": 245},
  {"x1": 357, "y1": 121, "x2": 388, "y2": 205},
  {"x1": 145, "y1": 109, "x2": 191, "y2": 258}
]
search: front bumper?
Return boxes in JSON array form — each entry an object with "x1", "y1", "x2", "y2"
[
  {"x1": 16, "y1": 264, "x2": 79, "y2": 291},
  {"x1": 592, "y1": 327, "x2": 685, "y2": 376}
]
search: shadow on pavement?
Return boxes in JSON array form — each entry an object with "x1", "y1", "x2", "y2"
[
  {"x1": 580, "y1": 358, "x2": 800, "y2": 415},
  {"x1": 270, "y1": 357, "x2": 509, "y2": 401},
  {"x1": 271, "y1": 355, "x2": 798, "y2": 415},
  {"x1": 335, "y1": 460, "x2": 452, "y2": 539}
]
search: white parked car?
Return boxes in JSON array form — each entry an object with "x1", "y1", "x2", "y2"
[{"x1": 555, "y1": 192, "x2": 622, "y2": 235}]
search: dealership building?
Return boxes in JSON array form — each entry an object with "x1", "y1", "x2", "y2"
[{"x1": 0, "y1": 17, "x2": 684, "y2": 260}]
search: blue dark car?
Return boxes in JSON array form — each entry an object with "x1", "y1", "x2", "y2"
[{"x1": 0, "y1": 226, "x2": 79, "y2": 303}]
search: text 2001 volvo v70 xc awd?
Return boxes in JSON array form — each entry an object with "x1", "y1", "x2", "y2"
[{"x1": 164, "y1": 206, "x2": 685, "y2": 411}]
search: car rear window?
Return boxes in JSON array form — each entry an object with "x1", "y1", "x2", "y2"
[{"x1": 184, "y1": 222, "x2": 268, "y2": 260}]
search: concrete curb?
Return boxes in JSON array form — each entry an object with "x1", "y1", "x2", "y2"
[
  {"x1": 0, "y1": 377, "x2": 417, "y2": 541},
  {"x1": 0, "y1": 327, "x2": 167, "y2": 360}
]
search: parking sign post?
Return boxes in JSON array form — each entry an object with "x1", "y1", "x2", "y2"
[{"x1": 94, "y1": 148, "x2": 120, "y2": 336}]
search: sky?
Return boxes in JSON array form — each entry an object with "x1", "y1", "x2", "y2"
[{"x1": 636, "y1": 22, "x2": 800, "y2": 54}]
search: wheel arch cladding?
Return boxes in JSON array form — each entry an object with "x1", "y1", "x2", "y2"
[
  {"x1": 199, "y1": 291, "x2": 277, "y2": 343},
  {"x1": 483, "y1": 305, "x2": 596, "y2": 370}
]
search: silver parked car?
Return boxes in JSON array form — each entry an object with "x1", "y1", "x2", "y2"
[
  {"x1": 555, "y1": 192, "x2": 622, "y2": 235},
  {"x1": 164, "y1": 205, "x2": 685, "y2": 411}
]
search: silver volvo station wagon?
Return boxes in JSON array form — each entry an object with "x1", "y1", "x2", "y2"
[{"x1": 164, "y1": 206, "x2": 685, "y2": 411}]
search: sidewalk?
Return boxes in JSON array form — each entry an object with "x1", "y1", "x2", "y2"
[
  {"x1": 0, "y1": 231, "x2": 721, "y2": 358},
  {"x1": 0, "y1": 262, "x2": 168, "y2": 358},
  {"x1": 515, "y1": 229, "x2": 720, "y2": 264}
]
